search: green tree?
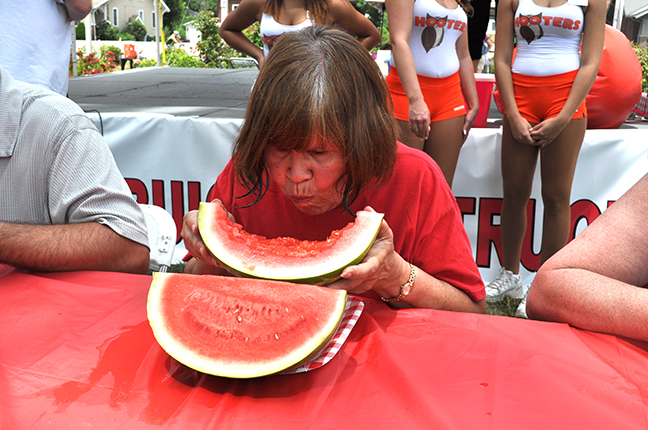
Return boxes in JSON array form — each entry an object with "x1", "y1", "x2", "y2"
[
  {"x1": 164, "y1": 0, "x2": 188, "y2": 29},
  {"x1": 96, "y1": 20, "x2": 119, "y2": 40},
  {"x1": 126, "y1": 18, "x2": 148, "y2": 41}
]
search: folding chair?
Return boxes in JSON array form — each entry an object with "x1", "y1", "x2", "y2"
[{"x1": 139, "y1": 204, "x2": 176, "y2": 272}]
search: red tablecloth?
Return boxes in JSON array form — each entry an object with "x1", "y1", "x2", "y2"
[{"x1": 1, "y1": 267, "x2": 647, "y2": 429}]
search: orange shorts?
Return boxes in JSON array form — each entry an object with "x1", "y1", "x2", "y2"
[
  {"x1": 507, "y1": 69, "x2": 587, "y2": 124},
  {"x1": 386, "y1": 67, "x2": 467, "y2": 123}
]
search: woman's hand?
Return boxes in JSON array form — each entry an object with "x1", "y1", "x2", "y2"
[
  {"x1": 329, "y1": 207, "x2": 411, "y2": 299},
  {"x1": 408, "y1": 98, "x2": 431, "y2": 140},
  {"x1": 529, "y1": 116, "x2": 570, "y2": 147},
  {"x1": 462, "y1": 104, "x2": 479, "y2": 142},
  {"x1": 508, "y1": 114, "x2": 535, "y2": 146},
  {"x1": 181, "y1": 201, "x2": 230, "y2": 274}
]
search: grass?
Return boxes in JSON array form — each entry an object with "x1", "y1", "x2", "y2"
[{"x1": 486, "y1": 297, "x2": 524, "y2": 318}]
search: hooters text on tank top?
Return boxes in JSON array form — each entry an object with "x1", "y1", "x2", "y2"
[
  {"x1": 390, "y1": 0, "x2": 468, "y2": 78},
  {"x1": 512, "y1": 0, "x2": 584, "y2": 76}
]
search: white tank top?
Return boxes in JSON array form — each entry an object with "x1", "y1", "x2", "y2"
[
  {"x1": 259, "y1": 12, "x2": 313, "y2": 57},
  {"x1": 391, "y1": 0, "x2": 467, "y2": 78},
  {"x1": 512, "y1": 0, "x2": 584, "y2": 76}
]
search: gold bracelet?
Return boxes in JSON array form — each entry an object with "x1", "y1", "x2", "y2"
[{"x1": 381, "y1": 263, "x2": 416, "y2": 303}]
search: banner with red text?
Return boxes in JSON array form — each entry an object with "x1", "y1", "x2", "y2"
[{"x1": 88, "y1": 113, "x2": 648, "y2": 286}]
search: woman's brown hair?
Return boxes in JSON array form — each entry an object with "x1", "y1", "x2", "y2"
[{"x1": 232, "y1": 25, "x2": 398, "y2": 213}]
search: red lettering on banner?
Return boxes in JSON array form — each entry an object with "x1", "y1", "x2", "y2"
[
  {"x1": 543, "y1": 16, "x2": 553, "y2": 25},
  {"x1": 553, "y1": 17, "x2": 563, "y2": 27},
  {"x1": 152, "y1": 179, "x2": 165, "y2": 207},
  {"x1": 475, "y1": 198, "x2": 503, "y2": 267},
  {"x1": 426, "y1": 16, "x2": 437, "y2": 27},
  {"x1": 125, "y1": 179, "x2": 208, "y2": 245},
  {"x1": 188, "y1": 181, "x2": 202, "y2": 212},
  {"x1": 573, "y1": 20, "x2": 581, "y2": 30},
  {"x1": 456, "y1": 197, "x2": 476, "y2": 223},
  {"x1": 447, "y1": 19, "x2": 455, "y2": 28},
  {"x1": 437, "y1": 18, "x2": 447, "y2": 27},
  {"x1": 414, "y1": 16, "x2": 426, "y2": 27},
  {"x1": 520, "y1": 200, "x2": 541, "y2": 272},
  {"x1": 519, "y1": 15, "x2": 529, "y2": 26},
  {"x1": 528, "y1": 15, "x2": 542, "y2": 25},
  {"x1": 126, "y1": 178, "x2": 148, "y2": 203},
  {"x1": 171, "y1": 181, "x2": 185, "y2": 243},
  {"x1": 569, "y1": 199, "x2": 601, "y2": 238}
]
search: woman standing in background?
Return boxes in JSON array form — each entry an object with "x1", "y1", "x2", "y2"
[
  {"x1": 385, "y1": 0, "x2": 480, "y2": 187},
  {"x1": 219, "y1": 0, "x2": 381, "y2": 69},
  {"x1": 487, "y1": 0, "x2": 605, "y2": 317}
]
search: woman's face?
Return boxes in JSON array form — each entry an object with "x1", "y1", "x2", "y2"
[{"x1": 264, "y1": 139, "x2": 346, "y2": 216}]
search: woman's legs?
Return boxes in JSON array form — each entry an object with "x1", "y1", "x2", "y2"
[
  {"x1": 538, "y1": 117, "x2": 586, "y2": 265},
  {"x1": 500, "y1": 115, "x2": 540, "y2": 275},
  {"x1": 396, "y1": 116, "x2": 466, "y2": 187}
]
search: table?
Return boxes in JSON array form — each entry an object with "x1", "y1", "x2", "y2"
[{"x1": 1, "y1": 267, "x2": 647, "y2": 429}]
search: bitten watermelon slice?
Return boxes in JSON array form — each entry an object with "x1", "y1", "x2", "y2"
[
  {"x1": 197, "y1": 201, "x2": 384, "y2": 285},
  {"x1": 147, "y1": 273, "x2": 347, "y2": 378}
]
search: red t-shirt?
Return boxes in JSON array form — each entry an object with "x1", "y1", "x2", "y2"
[{"x1": 208, "y1": 142, "x2": 485, "y2": 301}]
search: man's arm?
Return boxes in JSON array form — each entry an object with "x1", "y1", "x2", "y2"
[
  {"x1": 61, "y1": 0, "x2": 92, "y2": 21},
  {"x1": 0, "y1": 222, "x2": 150, "y2": 274},
  {"x1": 527, "y1": 174, "x2": 648, "y2": 341}
]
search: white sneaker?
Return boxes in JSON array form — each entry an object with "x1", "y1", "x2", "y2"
[
  {"x1": 515, "y1": 288, "x2": 529, "y2": 318},
  {"x1": 485, "y1": 268, "x2": 523, "y2": 302}
]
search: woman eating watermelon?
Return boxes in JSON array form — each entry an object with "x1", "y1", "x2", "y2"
[{"x1": 182, "y1": 25, "x2": 486, "y2": 313}]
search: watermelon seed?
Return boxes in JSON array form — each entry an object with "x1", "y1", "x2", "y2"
[
  {"x1": 245, "y1": 337, "x2": 249, "y2": 342},
  {"x1": 285, "y1": 308, "x2": 289, "y2": 313},
  {"x1": 275, "y1": 333, "x2": 279, "y2": 340},
  {"x1": 237, "y1": 316, "x2": 242, "y2": 322},
  {"x1": 233, "y1": 308, "x2": 239, "y2": 314}
]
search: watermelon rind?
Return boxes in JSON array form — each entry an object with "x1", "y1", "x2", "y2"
[
  {"x1": 197, "y1": 202, "x2": 384, "y2": 285},
  {"x1": 147, "y1": 273, "x2": 347, "y2": 378}
]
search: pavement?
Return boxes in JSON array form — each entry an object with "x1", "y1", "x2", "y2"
[
  {"x1": 68, "y1": 66, "x2": 259, "y2": 119},
  {"x1": 68, "y1": 66, "x2": 647, "y2": 129}
]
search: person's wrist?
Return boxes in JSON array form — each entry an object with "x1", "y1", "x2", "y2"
[{"x1": 381, "y1": 261, "x2": 417, "y2": 304}]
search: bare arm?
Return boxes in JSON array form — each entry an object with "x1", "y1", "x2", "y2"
[
  {"x1": 494, "y1": 0, "x2": 535, "y2": 144},
  {"x1": 61, "y1": 0, "x2": 92, "y2": 21},
  {"x1": 455, "y1": 29, "x2": 480, "y2": 139},
  {"x1": 333, "y1": 213, "x2": 486, "y2": 313},
  {"x1": 386, "y1": 0, "x2": 430, "y2": 139},
  {"x1": 327, "y1": 0, "x2": 381, "y2": 51},
  {"x1": 0, "y1": 222, "x2": 150, "y2": 274},
  {"x1": 527, "y1": 174, "x2": 648, "y2": 341},
  {"x1": 219, "y1": 0, "x2": 266, "y2": 66}
]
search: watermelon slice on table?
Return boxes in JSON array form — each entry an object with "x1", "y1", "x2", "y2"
[
  {"x1": 197, "y1": 201, "x2": 384, "y2": 285},
  {"x1": 147, "y1": 273, "x2": 348, "y2": 378}
]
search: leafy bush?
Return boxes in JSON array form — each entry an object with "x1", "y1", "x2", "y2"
[
  {"x1": 137, "y1": 58, "x2": 157, "y2": 68},
  {"x1": 100, "y1": 44, "x2": 122, "y2": 59},
  {"x1": 75, "y1": 21, "x2": 85, "y2": 40},
  {"x1": 72, "y1": 47, "x2": 119, "y2": 75},
  {"x1": 193, "y1": 11, "x2": 262, "y2": 68},
  {"x1": 126, "y1": 18, "x2": 148, "y2": 41},
  {"x1": 632, "y1": 43, "x2": 648, "y2": 92},
  {"x1": 96, "y1": 20, "x2": 119, "y2": 40},
  {"x1": 165, "y1": 46, "x2": 204, "y2": 67}
]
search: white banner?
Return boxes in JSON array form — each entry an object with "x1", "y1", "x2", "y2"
[{"x1": 89, "y1": 113, "x2": 648, "y2": 285}]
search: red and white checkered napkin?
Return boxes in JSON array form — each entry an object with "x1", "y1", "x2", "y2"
[{"x1": 281, "y1": 297, "x2": 364, "y2": 374}]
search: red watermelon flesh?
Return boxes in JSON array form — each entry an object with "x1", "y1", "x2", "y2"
[
  {"x1": 197, "y1": 201, "x2": 384, "y2": 285},
  {"x1": 147, "y1": 272, "x2": 347, "y2": 378}
]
